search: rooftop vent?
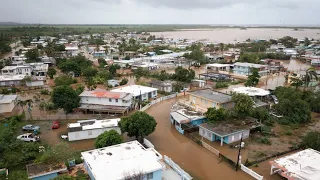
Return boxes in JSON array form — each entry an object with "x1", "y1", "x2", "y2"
[{"x1": 125, "y1": 146, "x2": 131, "y2": 150}]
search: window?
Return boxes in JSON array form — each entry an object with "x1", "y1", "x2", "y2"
[
  {"x1": 109, "y1": 98, "x2": 112, "y2": 102},
  {"x1": 212, "y1": 102, "x2": 216, "y2": 107},
  {"x1": 88, "y1": 130, "x2": 92, "y2": 136},
  {"x1": 146, "y1": 173, "x2": 153, "y2": 180},
  {"x1": 115, "y1": 99, "x2": 118, "y2": 103}
]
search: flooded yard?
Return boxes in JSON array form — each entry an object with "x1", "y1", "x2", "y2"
[{"x1": 145, "y1": 98, "x2": 252, "y2": 180}]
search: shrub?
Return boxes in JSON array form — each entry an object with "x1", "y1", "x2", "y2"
[
  {"x1": 40, "y1": 89, "x2": 50, "y2": 95},
  {"x1": 119, "y1": 78, "x2": 128, "y2": 86},
  {"x1": 215, "y1": 82, "x2": 229, "y2": 89},
  {"x1": 284, "y1": 130, "x2": 293, "y2": 136}
]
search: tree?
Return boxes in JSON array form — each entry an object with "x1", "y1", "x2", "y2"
[
  {"x1": 47, "y1": 67, "x2": 57, "y2": 79},
  {"x1": 250, "y1": 107, "x2": 270, "y2": 123},
  {"x1": 120, "y1": 78, "x2": 128, "y2": 86},
  {"x1": 124, "y1": 55, "x2": 131, "y2": 60},
  {"x1": 274, "y1": 87, "x2": 311, "y2": 124},
  {"x1": 94, "y1": 130, "x2": 123, "y2": 148},
  {"x1": 205, "y1": 107, "x2": 227, "y2": 124},
  {"x1": 54, "y1": 75, "x2": 77, "y2": 86},
  {"x1": 172, "y1": 66, "x2": 195, "y2": 83},
  {"x1": 75, "y1": 84, "x2": 85, "y2": 95},
  {"x1": 109, "y1": 64, "x2": 121, "y2": 75},
  {"x1": 37, "y1": 44, "x2": 43, "y2": 49},
  {"x1": 82, "y1": 67, "x2": 98, "y2": 79},
  {"x1": 300, "y1": 131, "x2": 320, "y2": 151},
  {"x1": 304, "y1": 37, "x2": 311, "y2": 47},
  {"x1": 303, "y1": 67, "x2": 318, "y2": 90},
  {"x1": 25, "y1": 49, "x2": 39, "y2": 62},
  {"x1": 290, "y1": 77, "x2": 303, "y2": 90},
  {"x1": 231, "y1": 93, "x2": 254, "y2": 118},
  {"x1": 51, "y1": 86, "x2": 80, "y2": 114},
  {"x1": 119, "y1": 111, "x2": 157, "y2": 143},
  {"x1": 245, "y1": 68, "x2": 260, "y2": 87},
  {"x1": 98, "y1": 58, "x2": 107, "y2": 67}
]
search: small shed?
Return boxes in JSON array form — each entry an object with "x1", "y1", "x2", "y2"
[
  {"x1": 26, "y1": 163, "x2": 67, "y2": 180},
  {"x1": 199, "y1": 117, "x2": 262, "y2": 146},
  {"x1": 107, "y1": 79, "x2": 119, "y2": 87}
]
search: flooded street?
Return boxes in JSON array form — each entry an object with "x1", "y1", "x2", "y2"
[
  {"x1": 151, "y1": 28, "x2": 320, "y2": 43},
  {"x1": 145, "y1": 98, "x2": 251, "y2": 180}
]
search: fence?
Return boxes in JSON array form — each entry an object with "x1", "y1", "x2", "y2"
[
  {"x1": 143, "y1": 138, "x2": 155, "y2": 149},
  {"x1": 140, "y1": 93, "x2": 178, "y2": 112},
  {"x1": 164, "y1": 155, "x2": 193, "y2": 180},
  {"x1": 201, "y1": 140, "x2": 220, "y2": 156},
  {"x1": 240, "y1": 164, "x2": 264, "y2": 180}
]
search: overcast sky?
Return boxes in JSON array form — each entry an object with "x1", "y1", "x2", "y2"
[{"x1": 1, "y1": 0, "x2": 320, "y2": 25}]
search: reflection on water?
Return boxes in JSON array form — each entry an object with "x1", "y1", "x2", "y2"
[{"x1": 151, "y1": 28, "x2": 320, "y2": 43}]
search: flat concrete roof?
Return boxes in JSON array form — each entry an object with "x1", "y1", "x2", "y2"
[
  {"x1": 232, "y1": 87, "x2": 270, "y2": 96},
  {"x1": 81, "y1": 141, "x2": 163, "y2": 180},
  {"x1": 68, "y1": 118, "x2": 119, "y2": 132},
  {"x1": 111, "y1": 85, "x2": 157, "y2": 97},
  {"x1": 190, "y1": 89, "x2": 232, "y2": 103},
  {"x1": 270, "y1": 149, "x2": 320, "y2": 180}
]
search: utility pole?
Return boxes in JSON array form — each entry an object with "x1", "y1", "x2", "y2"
[{"x1": 236, "y1": 133, "x2": 243, "y2": 171}]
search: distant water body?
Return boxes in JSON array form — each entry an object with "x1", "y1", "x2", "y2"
[{"x1": 151, "y1": 28, "x2": 320, "y2": 43}]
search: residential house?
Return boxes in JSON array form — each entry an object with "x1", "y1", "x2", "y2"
[
  {"x1": 181, "y1": 89, "x2": 233, "y2": 112},
  {"x1": 26, "y1": 76, "x2": 46, "y2": 87},
  {"x1": 26, "y1": 163, "x2": 67, "y2": 180},
  {"x1": 64, "y1": 43, "x2": 79, "y2": 57},
  {"x1": 81, "y1": 141, "x2": 164, "y2": 180},
  {"x1": 199, "y1": 117, "x2": 261, "y2": 146},
  {"x1": 206, "y1": 64, "x2": 231, "y2": 73},
  {"x1": 28, "y1": 63, "x2": 49, "y2": 76},
  {"x1": 67, "y1": 118, "x2": 120, "y2": 141},
  {"x1": 233, "y1": 62, "x2": 268, "y2": 76},
  {"x1": 123, "y1": 51, "x2": 137, "y2": 58},
  {"x1": 0, "y1": 75, "x2": 26, "y2": 87},
  {"x1": 270, "y1": 149, "x2": 320, "y2": 180},
  {"x1": 148, "y1": 80, "x2": 173, "y2": 93},
  {"x1": 231, "y1": 87, "x2": 270, "y2": 107},
  {"x1": 111, "y1": 85, "x2": 157, "y2": 101},
  {"x1": 170, "y1": 103, "x2": 206, "y2": 134},
  {"x1": 0, "y1": 94, "x2": 17, "y2": 113},
  {"x1": 79, "y1": 89, "x2": 133, "y2": 115},
  {"x1": 191, "y1": 79, "x2": 206, "y2": 88},
  {"x1": 1, "y1": 66, "x2": 32, "y2": 76}
]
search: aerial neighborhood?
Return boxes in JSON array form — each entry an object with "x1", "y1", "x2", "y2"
[{"x1": 0, "y1": 23, "x2": 320, "y2": 180}]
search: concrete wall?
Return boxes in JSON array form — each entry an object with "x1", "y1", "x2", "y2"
[
  {"x1": 148, "y1": 169, "x2": 162, "y2": 180},
  {"x1": 189, "y1": 95, "x2": 233, "y2": 110},
  {"x1": 227, "y1": 130, "x2": 250, "y2": 144},
  {"x1": 32, "y1": 173, "x2": 58, "y2": 180},
  {"x1": 84, "y1": 161, "x2": 96, "y2": 180},
  {"x1": 199, "y1": 126, "x2": 250, "y2": 144},
  {"x1": 0, "y1": 102, "x2": 15, "y2": 113},
  {"x1": 26, "y1": 80, "x2": 44, "y2": 87},
  {"x1": 80, "y1": 96, "x2": 132, "y2": 107},
  {"x1": 1, "y1": 67, "x2": 31, "y2": 75},
  {"x1": 137, "y1": 90, "x2": 157, "y2": 101},
  {"x1": 68, "y1": 127, "x2": 121, "y2": 141},
  {"x1": 0, "y1": 80, "x2": 21, "y2": 86}
]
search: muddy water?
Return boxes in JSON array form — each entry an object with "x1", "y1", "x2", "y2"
[
  {"x1": 146, "y1": 98, "x2": 251, "y2": 180},
  {"x1": 151, "y1": 28, "x2": 320, "y2": 43}
]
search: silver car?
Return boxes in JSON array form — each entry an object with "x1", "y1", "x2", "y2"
[
  {"x1": 17, "y1": 133, "x2": 40, "y2": 142},
  {"x1": 22, "y1": 125, "x2": 40, "y2": 131}
]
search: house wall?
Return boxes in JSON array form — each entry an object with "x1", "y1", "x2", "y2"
[
  {"x1": 68, "y1": 127, "x2": 121, "y2": 141},
  {"x1": 80, "y1": 96, "x2": 132, "y2": 107},
  {"x1": 233, "y1": 65, "x2": 268, "y2": 76},
  {"x1": 136, "y1": 90, "x2": 157, "y2": 101},
  {"x1": 0, "y1": 102, "x2": 15, "y2": 113},
  {"x1": 227, "y1": 130, "x2": 250, "y2": 144},
  {"x1": 189, "y1": 95, "x2": 234, "y2": 110},
  {"x1": 199, "y1": 127, "x2": 250, "y2": 144},
  {"x1": 0, "y1": 80, "x2": 21, "y2": 87},
  {"x1": 26, "y1": 81, "x2": 44, "y2": 87},
  {"x1": 32, "y1": 173, "x2": 58, "y2": 180},
  {"x1": 190, "y1": 118, "x2": 207, "y2": 126},
  {"x1": 1, "y1": 67, "x2": 31, "y2": 76},
  {"x1": 150, "y1": 84, "x2": 172, "y2": 93},
  {"x1": 143, "y1": 169, "x2": 162, "y2": 180},
  {"x1": 84, "y1": 161, "x2": 96, "y2": 180}
]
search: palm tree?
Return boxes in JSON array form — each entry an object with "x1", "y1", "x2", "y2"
[
  {"x1": 304, "y1": 67, "x2": 318, "y2": 90},
  {"x1": 219, "y1": 43, "x2": 225, "y2": 55},
  {"x1": 290, "y1": 77, "x2": 303, "y2": 90}
]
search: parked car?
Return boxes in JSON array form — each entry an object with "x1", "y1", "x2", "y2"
[
  {"x1": 22, "y1": 125, "x2": 40, "y2": 131},
  {"x1": 17, "y1": 133, "x2": 40, "y2": 142},
  {"x1": 52, "y1": 120, "x2": 60, "y2": 129}
]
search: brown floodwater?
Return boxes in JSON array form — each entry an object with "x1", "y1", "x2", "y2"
[
  {"x1": 151, "y1": 28, "x2": 320, "y2": 43},
  {"x1": 145, "y1": 98, "x2": 252, "y2": 180}
]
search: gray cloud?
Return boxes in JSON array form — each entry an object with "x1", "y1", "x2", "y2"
[{"x1": 0, "y1": 0, "x2": 319, "y2": 25}]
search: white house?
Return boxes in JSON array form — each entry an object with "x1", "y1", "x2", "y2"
[
  {"x1": 64, "y1": 44, "x2": 79, "y2": 57},
  {"x1": 111, "y1": 85, "x2": 158, "y2": 101},
  {"x1": 0, "y1": 75, "x2": 26, "y2": 87},
  {"x1": 67, "y1": 118, "x2": 120, "y2": 141},
  {"x1": 27, "y1": 63, "x2": 49, "y2": 76},
  {"x1": 107, "y1": 79, "x2": 119, "y2": 87},
  {"x1": 1, "y1": 66, "x2": 32, "y2": 76},
  {"x1": 79, "y1": 89, "x2": 133, "y2": 115},
  {"x1": 0, "y1": 94, "x2": 17, "y2": 113},
  {"x1": 26, "y1": 76, "x2": 45, "y2": 87},
  {"x1": 81, "y1": 141, "x2": 164, "y2": 180},
  {"x1": 270, "y1": 149, "x2": 320, "y2": 180}
]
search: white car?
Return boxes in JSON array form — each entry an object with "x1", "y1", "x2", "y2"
[{"x1": 17, "y1": 133, "x2": 40, "y2": 142}]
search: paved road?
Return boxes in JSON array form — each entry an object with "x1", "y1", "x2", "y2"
[{"x1": 146, "y1": 98, "x2": 252, "y2": 180}]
